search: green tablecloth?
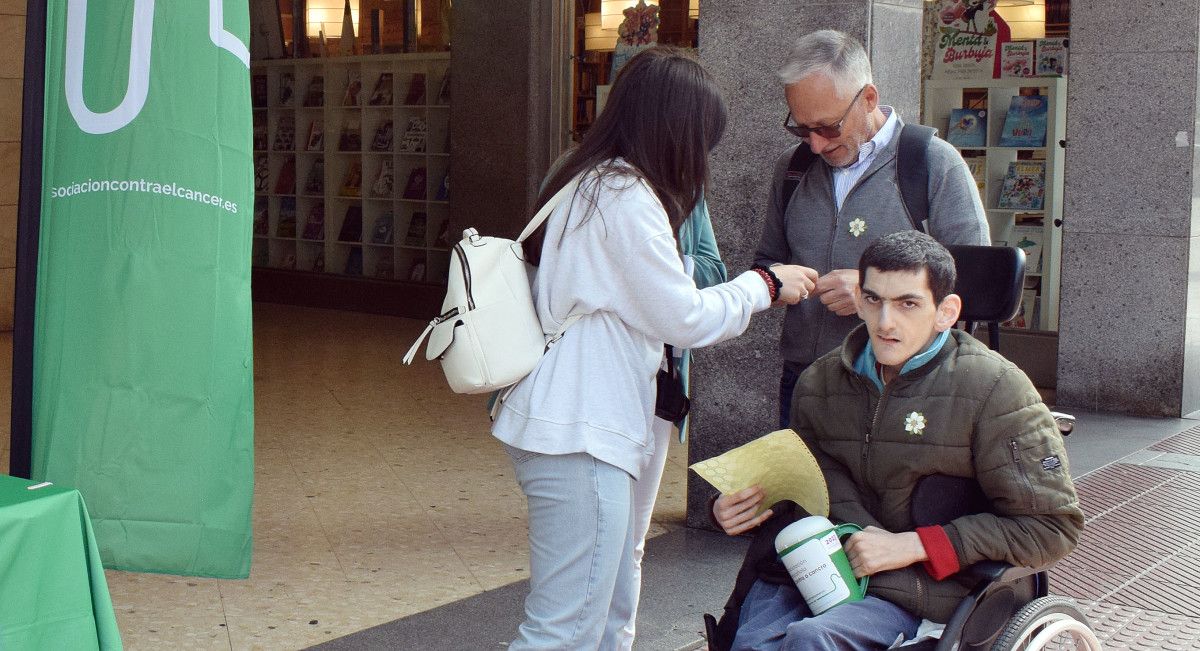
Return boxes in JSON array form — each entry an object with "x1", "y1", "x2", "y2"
[{"x1": 0, "y1": 474, "x2": 122, "y2": 650}]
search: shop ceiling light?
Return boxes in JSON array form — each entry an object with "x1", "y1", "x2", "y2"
[
  {"x1": 584, "y1": 12, "x2": 618, "y2": 52},
  {"x1": 995, "y1": 0, "x2": 1045, "y2": 40},
  {"x1": 689, "y1": 0, "x2": 699, "y2": 19},
  {"x1": 601, "y1": 1, "x2": 633, "y2": 31},
  {"x1": 308, "y1": 0, "x2": 360, "y2": 41}
]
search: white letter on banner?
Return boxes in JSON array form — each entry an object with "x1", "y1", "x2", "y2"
[
  {"x1": 210, "y1": 0, "x2": 249, "y2": 68},
  {"x1": 65, "y1": 0, "x2": 155, "y2": 135}
]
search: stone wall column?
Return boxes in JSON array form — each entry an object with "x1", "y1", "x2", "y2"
[
  {"x1": 1055, "y1": 3, "x2": 1200, "y2": 417},
  {"x1": 687, "y1": 1, "x2": 925, "y2": 528}
]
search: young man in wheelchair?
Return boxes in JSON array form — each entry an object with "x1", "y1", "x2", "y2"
[{"x1": 711, "y1": 231, "x2": 1084, "y2": 650}]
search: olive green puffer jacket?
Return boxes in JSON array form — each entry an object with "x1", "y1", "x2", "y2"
[{"x1": 791, "y1": 326, "x2": 1084, "y2": 623}]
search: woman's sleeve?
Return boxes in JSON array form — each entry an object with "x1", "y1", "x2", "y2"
[{"x1": 681, "y1": 197, "x2": 728, "y2": 290}]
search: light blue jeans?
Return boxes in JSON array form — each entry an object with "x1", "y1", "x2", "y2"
[
  {"x1": 732, "y1": 580, "x2": 921, "y2": 651},
  {"x1": 504, "y1": 443, "x2": 640, "y2": 650}
]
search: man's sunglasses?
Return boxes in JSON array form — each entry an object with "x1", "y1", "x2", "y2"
[{"x1": 784, "y1": 84, "x2": 867, "y2": 140}]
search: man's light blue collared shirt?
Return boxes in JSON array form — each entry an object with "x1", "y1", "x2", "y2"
[{"x1": 832, "y1": 106, "x2": 898, "y2": 211}]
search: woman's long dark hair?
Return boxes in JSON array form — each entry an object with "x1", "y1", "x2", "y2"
[{"x1": 523, "y1": 46, "x2": 728, "y2": 266}]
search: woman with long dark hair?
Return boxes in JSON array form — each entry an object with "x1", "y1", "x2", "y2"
[{"x1": 492, "y1": 47, "x2": 817, "y2": 649}]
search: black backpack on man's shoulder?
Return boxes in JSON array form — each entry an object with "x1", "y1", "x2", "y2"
[{"x1": 780, "y1": 123, "x2": 937, "y2": 233}]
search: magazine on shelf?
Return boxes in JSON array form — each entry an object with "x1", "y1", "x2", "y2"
[
  {"x1": 398, "y1": 117, "x2": 427, "y2": 153},
  {"x1": 963, "y1": 156, "x2": 986, "y2": 198},
  {"x1": 403, "y1": 167, "x2": 427, "y2": 200},
  {"x1": 946, "y1": 109, "x2": 987, "y2": 147},
  {"x1": 340, "y1": 160, "x2": 362, "y2": 197},
  {"x1": 997, "y1": 161, "x2": 1046, "y2": 210},
  {"x1": 339, "y1": 206, "x2": 364, "y2": 242},
  {"x1": 1003, "y1": 289, "x2": 1038, "y2": 330},
  {"x1": 375, "y1": 256, "x2": 394, "y2": 279},
  {"x1": 278, "y1": 72, "x2": 294, "y2": 106},
  {"x1": 403, "y1": 73, "x2": 427, "y2": 105},
  {"x1": 342, "y1": 70, "x2": 362, "y2": 106},
  {"x1": 338, "y1": 115, "x2": 362, "y2": 151},
  {"x1": 345, "y1": 247, "x2": 363, "y2": 275},
  {"x1": 368, "y1": 72, "x2": 394, "y2": 105},
  {"x1": 273, "y1": 157, "x2": 296, "y2": 195},
  {"x1": 434, "y1": 171, "x2": 449, "y2": 201},
  {"x1": 371, "y1": 213, "x2": 395, "y2": 244},
  {"x1": 302, "y1": 75, "x2": 325, "y2": 107},
  {"x1": 306, "y1": 119, "x2": 324, "y2": 151},
  {"x1": 998, "y1": 95, "x2": 1049, "y2": 147},
  {"x1": 1036, "y1": 38, "x2": 1068, "y2": 76},
  {"x1": 313, "y1": 250, "x2": 325, "y2": 272},
  {"x1": 277, "y1": 197, "x2": 297, "y2": 237},
  {"x1": 1012, "y1": 224, "x2": 1045, "y2": 274},
  {"x1": 408, "y1": 259, "x2": 427, "y2": 282},
  {"x1": 404, "y1": 212, "x2": 427, "y2": 246},
  {"x1": 432, "y1": 217, "x2": 451, "y2": 248},
  {"x1": 302, "y1": 203, "x2": 325, "y2": 240},
  {"x1": 370, "y1": 120, "x2": 394, "y2": 151},
  {"x1": 272, "y1": 120, "x2": 295, "y2": 151},
  {"x1": 253, "y1": 120, "x2": 268, "y2": 151},
  {"x1": 252, "y1": 75, "x2": 268, "y2": 108},
  {"x1": 253, "y1": 197, "x2": 268, "y2": 235},
  {"x1": 254, "y1": 155, "x2": 270, "y2": 192},
  {"x1": 372, "y1": 159, "x2": 395, "y2": 197},
  {"x1": 436, "y1": 71, "x2": 451, "y2": 105},
  {"x1": 303, "y1": 158, "x2": 325, "y2": 195},
  {"x1": 1000, "y1": 42, "x2": 1034, "y2": 78}
]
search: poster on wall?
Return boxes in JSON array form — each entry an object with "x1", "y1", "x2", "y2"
[
  {"x1": 930, "y1": 0, "x2": 1011, "y2": 79},
  {"x1": 23, "y1": 1, "x2": 255, "y2": 578},
  {"x1": 610, "y1": 0, "x2": 660, "y2": 78}
]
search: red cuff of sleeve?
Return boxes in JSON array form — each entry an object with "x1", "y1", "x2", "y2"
[{"x1": 916, "y1": 525, "x2": 960, "y2": 580}]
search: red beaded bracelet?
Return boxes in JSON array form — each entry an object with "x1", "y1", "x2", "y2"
[{"x1": 751, "y1": 268, "x2": 778, "y2": 302}]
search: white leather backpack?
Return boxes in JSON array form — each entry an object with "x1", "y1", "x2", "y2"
[{"x1": 402, "y1": 176, "x2": 582, "y2": 395}]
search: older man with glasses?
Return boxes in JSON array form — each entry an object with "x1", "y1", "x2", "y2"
[{"x1": 755, "y1": 30, "x2": 990, "y2": 428}]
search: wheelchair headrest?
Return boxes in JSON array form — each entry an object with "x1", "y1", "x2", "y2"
[{"x1": 946, "y1": 244, "x2": 1026, "y2": 324}]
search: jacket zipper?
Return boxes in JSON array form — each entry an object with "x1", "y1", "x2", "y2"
[
  {"x1": 915, "y1": 573, "x2": 925, "y2": 613},
  {"x1": 453, "y1": 243, "x2": 474, "y2": 310},
  {"x1": 863, "y1": 384, "x2": 889, "y2": 477},
  {"x1": 1011, "y1": 439, "x2": 1036, "y2": 510}
]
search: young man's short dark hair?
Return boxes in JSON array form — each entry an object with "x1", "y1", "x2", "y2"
[{"x1": 858, "y1": 231, "x2": 957, "y2": 303}]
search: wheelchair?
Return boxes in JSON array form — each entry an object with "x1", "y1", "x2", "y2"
[{"x1": 702, "y1": 475, "x2": 1101, "y2": 651}]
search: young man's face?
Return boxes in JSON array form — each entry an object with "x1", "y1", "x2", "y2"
[{"x1": 856, "y1": 267, "x2": 961, "y2": 370}]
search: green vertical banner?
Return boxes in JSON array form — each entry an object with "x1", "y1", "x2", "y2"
[{"x1": 33, "y1": 1, "x2": 255, "y2": 578}]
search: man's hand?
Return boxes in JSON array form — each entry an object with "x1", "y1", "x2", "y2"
[
  {"x1": 843, "y1": 527, "x2": 928, "y2": 577},
  {"x1": 712, "y1": 486, "x2": 773, "y2": 536},
  {"x1": 815, "y1": 269, "x2": 860, "y2": 316}
]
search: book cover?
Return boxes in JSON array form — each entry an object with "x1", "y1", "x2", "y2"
[
  {"x1": 368, "y1": 72, "x2": 394, "y2": 105},
  {"x1": 338, "y1": 115, "x2": 362, "y2": 151},
  {"x1": 997, "y1": 161, "x2": 1046, "y2": 210},
  {"x1": 404, "y1": 211, "x2": 427, "y2": 246},
  {"x1": 372, "y1": 159, "x2": 395, "y2": 197},
  {"x1": 252, "y1": 74, "x2": 268, "y2": 108},
  {"x1": 253, "y1": 120, "x2": 268, "y2": 151},
  {"x1": 302, "y1": 75, "x2": 325, "y2": 107},
  {"x1": 303, "y1": 158, "x2": 325, "y2": 195},
  {"x1": 407, "y1": 258, "x2": 427, "y2": 282},
  {"x1": 1000, "y1": 42, "x2": 1034, "y2": 78},
  {"x1": 274, "y1": 157, "x2": 296, "y2": 195},
  {"x1": 435, "y1": 171, "x2": 449, "y2": 201},
  {"x1": 1003, "y1": 289, "x2": 1038, "y2": 330},
  {"x1": 273, "y1": 120, "x2": 295, "y2": 151},
  {"x1": 277, "y1": 197, "x2": 297, "y2": 237},
  {"x1": 313, "y1": 250, "x2": 325, "y2": 272},
  {"x1": 254, "y1": 155, "x2": 270, "y2": 192},
  {"x1": 340, "y1": 160, "x2": 363, "y2": 197},
  {"x1": 374, "y1": 256, "x2": 394, "y2": 279},
  {"x1": 946, "y1": 109, "x2": 987, "y2": 147},
  {"x1": 398, "y1": 117, "x2": 427, "y2": 153},
  {"x1": 963, "y1": 156, "x2": 986, "y2": 198},
  {"x1": 1036, "y1": 37, "x2": 1068, "y2": 76},
  {"x1": 403, "y1": 73, "x2": 426, "y2": 105},
  {"x1": 403, "y1": 167, "x2": 427, "y2": 200},
  {"x1": 253, "y1": 197, "x2": 268, "y2": 236},
  {"x1": 278, "y1": 72, "x2": 294, "y2": 106},
  {"x1": 1012, "y1": 224, "x2": 1045, "y2": 274},
  {"x1": 302, "y1": 202, "x2": 325, "y2": 240},
  {"x1": 432, "y1": 217, "x2": 451, "y2": 248},
  {"x1": 370, "y1": 120, "x2": 394, "y2": 152},
  {"x1": 998, "y1": 95, "x2": 1049, "y2": 147},
  {"x1": 339, "y1": 206, "x2": 364, "y2": 242},
  {"x1": 436, "y1": 71, "x2": 451, "y2": 105},
  {"x1": 345, "y1": 247, "x2": 363, "y2": 275},
  {"x1": 306, "y1": 119, "x2": 324, "y2": 151},
  {"x1": 371, "y1": 213, "x2": 395, "y2": 244},
  {"x1": 342, "y1": 70, "x2": 362, "y2": 106}
]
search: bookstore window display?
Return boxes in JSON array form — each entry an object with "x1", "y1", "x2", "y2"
[
  {"x1": 252, "y1": 52, "x2": 451, "y2": 284},
  {"x1": 924, "y1": 76, "x2": 1066, "y2": 333}
]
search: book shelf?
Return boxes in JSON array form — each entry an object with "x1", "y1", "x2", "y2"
[
  {"x1": 923, "y1": 76, "x2": 1067, "y2": 332},
  {"x1": 252, "y1": 52, "x2": 451, "y2": 287}
]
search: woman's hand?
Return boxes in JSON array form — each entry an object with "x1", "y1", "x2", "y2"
[
  {"x1": 771, "y1": 265, "x2": 819, "y2": 306},
  {"x1": 713, "y1": 485, "x2": 773, "y2": 535}
]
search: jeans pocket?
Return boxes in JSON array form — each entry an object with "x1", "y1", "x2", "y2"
[{"x1": 502, "y1": 443, "x2": 541, "y2": 465}]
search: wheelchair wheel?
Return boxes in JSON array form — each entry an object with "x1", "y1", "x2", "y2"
[{"x1": 991, "y1": 596, "x2": 1101, "y2": 651}]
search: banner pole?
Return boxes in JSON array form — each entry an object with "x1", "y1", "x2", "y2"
[{"x1": 9, "y1": 0, "x2": 48, "y2": 479}]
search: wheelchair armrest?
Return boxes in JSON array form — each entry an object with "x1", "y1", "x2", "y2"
[{"x1": 962, "y1": 560, "x2": 1043, "y2": 584}]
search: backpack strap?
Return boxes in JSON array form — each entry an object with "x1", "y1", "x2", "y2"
[
  {"x1": 896, "y1": 123, "x2": 935, "y2": 233},
  {"x1": 780, "y1": 123, "x2": 935, "y2": 234},
  {"x1": 517, "y1": 173, "x2": 584, "y2": 243}
]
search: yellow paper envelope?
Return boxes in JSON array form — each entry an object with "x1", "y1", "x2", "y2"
[{"x1": 689, "y1": 429, "x2": 829, "y2": 517}]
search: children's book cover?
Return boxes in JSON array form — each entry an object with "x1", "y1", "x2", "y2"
[
  {"x1": 997, "y1": 161, "x2": 1046, "y2": 210},
  {"x1": 998, "y1": 95, "x2": 1048, "y2": 147},
  {"x1": 946, "y1": 109, "x2": 987, "y2": 147}
]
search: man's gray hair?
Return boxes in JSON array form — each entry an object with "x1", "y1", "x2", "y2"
[{"x1": 778, "y1": 30, "x2": 873, "y2": 99}]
